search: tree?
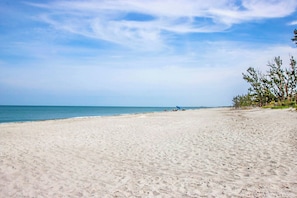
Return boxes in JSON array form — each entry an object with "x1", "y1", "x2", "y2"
[
  {"x1": 260, "y1": 74, "x2": 276, "y2": 104},
  {"x1": 233, "y1": 29, "x2": 297, "y2": 108},
  {"x1": 242, "y1": 67, "x2": 267, "y2": 106},
  {"x1": 267, "y1": 56, "x2": 286, "y2": 102},
  {"x1": 290, "y1": 30, "x2": 297, "y2": 103},
  {"x1": 232, "y1": 94, "x2": 253, "y2": 108},
  {"x1": 286, "y1": 56, "x2": 297, "y2": 101},
  {"x1": 266, "y1": 56, "x2": 297, "y2": 103},
  {"x1": 238, "y1": 57, "x2": 297, "y2": 108}
]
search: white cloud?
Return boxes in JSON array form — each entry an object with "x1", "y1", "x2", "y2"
[
  {"x1": 1, "y1": 38, "x2": 295, "y2": 105},
  {"x1": 28, "y1": 0, "x2": 297, "y2": 49},
  {"x1": 288, "y1": 20, "x2": 297, "y2": 26},
  {"x1": 2, "y1": 0, "x2": 297, "y2": 105}
]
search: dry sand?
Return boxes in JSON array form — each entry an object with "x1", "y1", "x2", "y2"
[{"x1": 0, "y1": 108, "x2": 297, "y2": 197}]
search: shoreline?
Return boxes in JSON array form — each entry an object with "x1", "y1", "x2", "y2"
[
  {"x1": 0, "y1": 106, "x2": 208, "y2": 124},
  {"x1": 1, "y1": 108, "x2": 296, "y2": 197},
  {"x1": 0, "y1": 106, "x2": 214, "y2": 125}
]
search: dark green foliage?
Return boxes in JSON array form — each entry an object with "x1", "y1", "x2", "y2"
[
  {"x1": 242, "y1": 67, "x2": 263, "y2": 105},
  {"x1": 267, "y1": 56, "x2": 286, "y2": 102},
  {"x1": 286, "y1": 57, "x2": 297, "y2": 101},
  {"x1": 232, "y1": 94, "x2": 253, "y2": 108},
  {"x1": 233, "y1": 30, "x2": 297, "y2": 108},
  {"x1": 235, "y1": 56, "x2": 297, "y2": 108},
  {"x1": 241, "y1": 67, "x2": 275, "y2": 106}
]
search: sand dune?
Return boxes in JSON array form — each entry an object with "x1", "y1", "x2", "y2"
[{"x1": 0, "y1": 108, "x2": 297, "y2": 197}]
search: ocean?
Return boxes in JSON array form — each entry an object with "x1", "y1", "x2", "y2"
[{"x1": 0, "y1": 106, "x2": 202, "y2": 124}]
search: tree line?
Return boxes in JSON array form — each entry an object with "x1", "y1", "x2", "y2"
[{"x1": 233, "y1": 30, "x2": 297, "y2": 109}]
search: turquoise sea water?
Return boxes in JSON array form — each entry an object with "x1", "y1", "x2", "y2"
[{"x1": 0, "y1": 106, "x2": 202, "y2": 123}]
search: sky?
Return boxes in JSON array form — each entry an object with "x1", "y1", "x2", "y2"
[{"x1": 0, "y1": 0, "x2": 297, "y2": 107}]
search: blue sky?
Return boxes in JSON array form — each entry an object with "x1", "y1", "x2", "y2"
[{"x1": 1, "y1": 0, "x2": 297, "y2": 107}]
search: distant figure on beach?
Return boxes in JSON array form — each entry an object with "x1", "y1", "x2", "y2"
[{"x1": 173, "y1": 106, "x2": 181, "y2": 111}]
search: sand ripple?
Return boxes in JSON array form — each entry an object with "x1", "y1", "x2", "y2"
[{"x1": 0, "y1": 108, "x2": 297, "y2": 197}]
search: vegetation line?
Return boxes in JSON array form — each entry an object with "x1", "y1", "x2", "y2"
[{"x1": 233, "y1": 30, "x2": 297, "y2": 110}]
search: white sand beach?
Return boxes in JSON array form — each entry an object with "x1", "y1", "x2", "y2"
[{"x1": 0, "y1": 108, "x2": 297, "y2": 197}]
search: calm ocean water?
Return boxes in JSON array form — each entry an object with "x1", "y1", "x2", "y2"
[{"x1": 0, "y1": 106, "x2": 202, "y2": 123}]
